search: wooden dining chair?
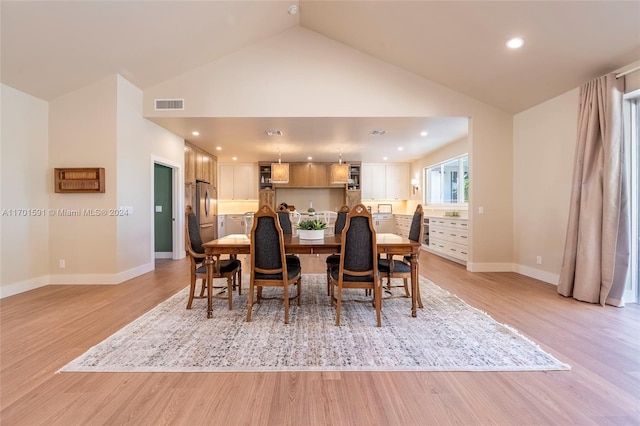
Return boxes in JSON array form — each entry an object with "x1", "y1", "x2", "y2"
[
  {"x1": 247, "y1": 205, "x2": 302, "y2": 324},
  {"x1": 328, "y1": 204, "x2": 381, "y2": 327},
  {"x1": 277, "y1": 210, "x2": 301, "y2": 267},
  {"x1": 325, "y1": 205, "x2": 350, "y2": 295},
  {"x1": 185, "y1": 209, "x2": 242, "y2": 310},
  {"x1": 378, "y1": 204, "x2": 424, "y2": 308}
]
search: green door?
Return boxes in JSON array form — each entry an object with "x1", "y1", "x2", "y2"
[{"x1": 154, "y1": 164, "x2": 173, "y2": 253}]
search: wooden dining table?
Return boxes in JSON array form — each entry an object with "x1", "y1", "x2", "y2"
[{"x1": 202, "y1": 233, "x2": 421, "y2": 319}]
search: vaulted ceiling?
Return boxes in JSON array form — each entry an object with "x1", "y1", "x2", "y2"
[{"x1": 2, "y1": 1, "x2": 639, "y2": 161}]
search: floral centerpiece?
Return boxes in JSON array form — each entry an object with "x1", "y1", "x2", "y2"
[{"x1": 297, "y1": 219, "x2": 327, "y2": 240}]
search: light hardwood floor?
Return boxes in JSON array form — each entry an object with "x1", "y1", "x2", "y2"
[{"x1": 1, "y1": 252, "x2": 639, "y2": 425}]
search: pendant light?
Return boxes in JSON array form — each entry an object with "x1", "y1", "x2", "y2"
[
  {"x1": 271, "y1": 149, "x2": 289, "y2": 184},
  {"x1": 330, "y1": 149, "x2": 349, "y2": 184}
]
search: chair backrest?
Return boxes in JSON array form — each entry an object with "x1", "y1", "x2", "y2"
[
  {"x1": 251, "y1": 205, "x2": 287, "y2": 275},
  {"x1": 277, "y1": 211, "x2": 293, "y2": 235},
  {"x1": 334, "y1": 205, "x2": 350, "y2": 235},
  {"x1": 408, "y1": 204, "x2": 424, "y2": 243},
  {"x1": 185, "y1": 211, "x2": 204, "y2": 255},
  {"x1": 319, "y1": 211, "x2": 337, "y2": 225},
  {"x1": 289, "y1": 210, "x2": 302, "y2": 225},
  {"x1": 243, "y1": 212, "x2": 254, "y2": 235},
  {"x1": 340, "y1": 204, "x2": 377, "y2": 278}
]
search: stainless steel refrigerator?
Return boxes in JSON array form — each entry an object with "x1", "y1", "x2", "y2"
[{"x1": 196, "y1": 181, "x2": 217, "y2": 243}]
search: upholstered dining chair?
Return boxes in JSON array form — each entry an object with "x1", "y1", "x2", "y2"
[
  {"x1": 243, "y1": 211, "x2": 254, "y2": 236},
  {"x1": 325, "y1": 205, "x2": 350, "y2": 295},
  {"x1": 328, "y1": 204, "x2": 381, "y2": 327},
  {"x1": 277, "y1": 210, "x2": 301, "y2": 267},
  {"x1": 185, "y1": 209, "x2": 242, "y2": 310},
  {"x1": 377, "y1": 204, "x2": 424, "y2": 308},
  {"x1": 247, "y1": 205, "x2": 302, "y2": 324}
]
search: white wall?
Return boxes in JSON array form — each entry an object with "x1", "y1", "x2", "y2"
[
  {"x1": 144, "y1": 27, "x2": 514, "y2": 269},
  {"x1": 0, "y1": 84, "x2": 50, "y2": 297},
  {"x1": 1, "y1": 75, "x2": 185, "y2": 293},
  {"x1": 513, "y1": 89, "x2": 579, "y2": 284},
  {"x1": 48, "y1": 76, "x2": 119, "y2": 282},
  {"x1": 116, "y1": 75, "x2": 185, "y2": 275}
]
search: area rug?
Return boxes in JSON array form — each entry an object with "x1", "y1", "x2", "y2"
[{"x1": 60, "y1": 275, "x2": 570, "y2": 372}]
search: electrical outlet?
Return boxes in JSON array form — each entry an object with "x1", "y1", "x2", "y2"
[
  {"x1": 536, "y1": 256, "x2": 542, "y2": 265},
  {"x1": 478, "y1": 206, "x2": 484, "y2": 214},
  {"x1": 59, "y1": 259, "x2": 66, "y2": 268}
]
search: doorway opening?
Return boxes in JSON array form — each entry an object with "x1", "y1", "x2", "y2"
[{"x1": 151, "y1": 156, "x2": 184, "y2": 265}]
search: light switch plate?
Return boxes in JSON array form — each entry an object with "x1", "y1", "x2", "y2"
[{"x1": 155, "y1": 205, "x2": 162, "y2": 213}]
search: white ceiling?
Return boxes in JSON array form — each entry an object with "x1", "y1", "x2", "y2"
[{"x1": 2, "y1": 1, "x2": 639, "y2": 162}]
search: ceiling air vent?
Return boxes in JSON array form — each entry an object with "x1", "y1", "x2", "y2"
[
  {"x1": 370, "y1": 129, "x2": 387, "y2": 136},
  {"x1": 155, "y1": 99, "x2": 184, "y2": 111},
  {"x1": 265, "y1": 130, "x2": 284, "y2": 136}
]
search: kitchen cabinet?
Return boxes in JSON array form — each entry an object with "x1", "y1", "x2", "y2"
[
  {"x1": 185, "y1": 143, "x2": 216, "y2": 185},
  {"x1": 218, "y1": 163, "x2": 257, "y2": 200},
  {"x1": 372, "y1": 213, "x2": 395, "y2": 233},
  {"x1": 361, "y1": 163, "x2": 410, "y2": 200},
  {"x1": 394, "y1": 214, "x2": 412, "y2": 238},
  {"x1": 361, "y1": 164, "x2": 386, "y2": 199},
  {"x1": 345, "y1": 190, "x2": 361, "y2": 209},
  {"x1": 384, "y1": 164, "x2": 410, "y2": 200},
  {"x1": 426, "y1": 217, "x2": 469, "y2": 264},
  {"x1": 259, "y1": 189, "x2": 275, "y2": 209},
  {"x1": 184, "y1": 145, "x2": 196, "y2": 184},
  {"x1": 275, "y1": 163, "x2": 328, "y2": 187}
]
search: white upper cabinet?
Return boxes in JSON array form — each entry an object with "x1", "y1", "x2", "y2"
[
  {"x1": 361, "y1": 164, "x2": 386, "y2": 200},
  {"x1": 218, "y1": 163, "x2": 257, "y2": 200},
  {"x1": 361, "y1": 163, "x2": 409, "y2": 200}
]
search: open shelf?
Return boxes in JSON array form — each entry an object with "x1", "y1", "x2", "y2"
[{"x1": 55, "y1": 168, "x2": 105, "y2": 193}]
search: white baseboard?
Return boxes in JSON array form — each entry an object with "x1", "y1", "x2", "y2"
[
  {"x1": 49, "y1": 262, "x2": 155, "y2": 285},
  {"x1": 513, "y1": 264, "x2": 559, "y2": 285},
  {"x1": 154, "y1": 252, "x2": 173, "y2": 259},
  {"x1": 466, "y1": 262, "x2": 514, "y2": 272},
  {"x1": 0, "y1": 275, "x2": 50, "y2": 299}
]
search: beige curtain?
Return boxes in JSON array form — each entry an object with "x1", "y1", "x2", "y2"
[{"x1": 558, "y1": 73, "x2": 630, "y2": 306}]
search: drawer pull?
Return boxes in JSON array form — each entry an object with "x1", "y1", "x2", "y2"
[
  {"x1": 461, "y1": 236, "x2": 467, "y2": 239},
  {"x1": 461, "y1": 251, "x2": 467, "y2": 255},
  {"x1": 451, "y1": 234, "x2": 457, "y2": 237}
]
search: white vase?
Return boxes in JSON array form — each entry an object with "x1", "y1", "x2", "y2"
[{"x1": 298, "y1": 229, "x2": 325, "y2": 240}]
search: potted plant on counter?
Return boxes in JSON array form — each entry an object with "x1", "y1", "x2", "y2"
[{"x1": 297, "y1": 219, "x2": 327, "y2": 240}]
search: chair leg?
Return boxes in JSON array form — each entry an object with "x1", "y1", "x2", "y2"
[
  {"x1": 326, "y1": 267, "x2": 331, "y2": 296},
  {"x1": 335, "y1": 285, "x2": 343, "y2": 326},
  {"x1": 187, "y1": 274, "x2": 197, "y2": 309},
  {"x1": 375, "y1": 282, "x2": 382, "y2": 327},
  {"x1": 416, "y1": 279, "x2": 423, "y2": 309},
  {"x1": 246, "y1": 280, "x2": 254, "y2": 322},
  {"x1": 199, "y1": 279, "x2": 206, "y2": 297},
  {"x1": 403, "y1": 278, "x2": 410, "y2": 297},
  {"x1": 226, "y1": 276, "x2": 233, "y2": 310},
  {"x1": 284, "y1": 282, "x2": 290, "y2": 324},
  {"x1": 237, "y1": 265, "x2": 242, "y2": 295},
  {"x1": 297, "y1": 277, "x2": 302, "y2": 306}
]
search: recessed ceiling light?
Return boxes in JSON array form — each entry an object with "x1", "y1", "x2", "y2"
[
  {"x1": 506, "y1": 37, "x2": 524, "y2": 49},
  {"x1": 216, "y1": 146, "x2": 222, "y2": 151},
  {"x1": 192, "y1": 131, "x2": 199, "y2": 136},
  {"x1": 420, "y1": 131, "x2": 428, "y2": 137},
  {"x1": 397, "y1": 147, "x2": 404, "y2": 151},
  {"x1": 232, "y1": 156, "x2": 237, "y2": 161},
  {"x1": 307, "y1": 156, "x2": 312, "y2": 160},
  {"x1": 288, "y1": 4, "x2": 298, "y2": 15},
  {"x1": 266, "y1": 130, "x2": 283, "y2": 136},
  {"x1": 383, "y1": 156, "x2": 388, "y2": 161}
]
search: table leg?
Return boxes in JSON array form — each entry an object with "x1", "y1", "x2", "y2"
[
  {"x1": 410, "y1": 253, "x2": 418, "y2": 317},
  {"x1": 206, "y1": 254, "x2": 214, "y2": 318}
]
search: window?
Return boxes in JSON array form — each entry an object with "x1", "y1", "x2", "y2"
[{"x1": 424, "y1": 155, "x2": 468, "y2": 205}]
